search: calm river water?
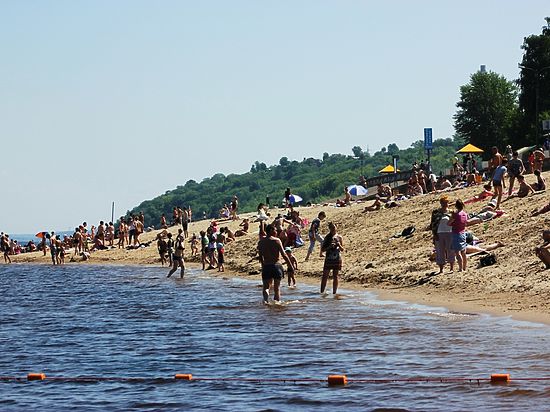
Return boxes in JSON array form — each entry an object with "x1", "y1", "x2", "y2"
[{"x1": 1, "y1": 265, "x2": 549, "y2": 411}]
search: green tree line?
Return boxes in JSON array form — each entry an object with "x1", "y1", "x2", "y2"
[
  {"x1": 454, "y1": 17, "x2": 550, "y2": 153},
  {"x1": 129, "y1": 137, "x2": 463, "y2": 226}
]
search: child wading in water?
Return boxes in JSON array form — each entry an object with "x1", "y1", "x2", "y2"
[
  {"x1": 284, "y1": 247, "x2": 298, "y2": 287},
  {"x1": 190, "y1": 233, "x2": 199, "y2": 257}
]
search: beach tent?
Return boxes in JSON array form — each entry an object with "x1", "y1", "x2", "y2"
[
  {"x1": 347, "y1": 185, "x2": 368, "y2": 196},
  {"x1": 378, "y1": 165, "x2": 399, "y2": 173},
  {"x1": 456, "y1": 143, "x2": 484, "y2": 154}
]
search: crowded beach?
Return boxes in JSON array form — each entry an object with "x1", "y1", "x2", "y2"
[{"x1": 3, "y1": 144, "x2": 550, "y2": 322}]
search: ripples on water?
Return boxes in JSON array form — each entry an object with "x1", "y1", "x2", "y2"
[{"x1": 0, "y1": 265, "x2": 549, "y2": 411}]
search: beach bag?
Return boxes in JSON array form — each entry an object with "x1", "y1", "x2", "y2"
[
  {"x1": 401, "y1": 226, "x2": 416, "y2": 237},
  {"x1": 479, "y1": 253, "x2": 497, "y2": 267},
  {"x1": 295, "y1": 235, "x2": 305, "y2": 247}
]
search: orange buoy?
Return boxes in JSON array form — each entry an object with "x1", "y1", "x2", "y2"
[
  {"x1": 174, "y1": 374, "x2": 193, "y2": 380},
  {"x1": 327, "y1": 375, "x2": 347, "y2": 386},
  {"x1": 27, "y1": 373, "x2": 46, "y2": 381},
  {"x1": 490, "y1": 374, "x2": 510, "y2": 384}
]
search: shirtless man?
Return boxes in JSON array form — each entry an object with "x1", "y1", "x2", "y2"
[
  {"x1": 363, "y1": 195, "x2": 382, "y2": 212},
  {"x1": 258, "y1": 224, "x2": 295, "y2": 303},
  {"x1": 132, "y1": 217, "x2": 143, "y2": 246},
  {"x1": 507, "y1": 151, "x2": 525, "y2": 196},
  {"x1": 377, "y1": 183, "x2": 392, "y2": 198},
  {"x1": 160, "y1": 214, "x2": 168, "y2": 229},
  {"x1": 235, "y1": 218, "x2": 250, "y2": 237},
  {"x1": 343, "y1": 187, "x2": 352, "y2": 205},
  {"x1": 513, "y1": 175, "x2": 534, "y2": 198},
  {"x1": 533, "y1": 147, "x2": 545, "y2": 172},
  {"x1": 97, "y1": 221, "x2": 105, "y2": 244},
  {"x1": 73, "y1": 227, "x2": 82, "y2": 255}
]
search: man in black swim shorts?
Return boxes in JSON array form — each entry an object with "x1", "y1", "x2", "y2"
[{"x1": 258, "y1": 224, "x2": 295, "y2": 303}]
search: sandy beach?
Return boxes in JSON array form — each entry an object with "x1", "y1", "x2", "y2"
[{"x1": 9, "y1": 173, "x2": 550, "y2": 325}]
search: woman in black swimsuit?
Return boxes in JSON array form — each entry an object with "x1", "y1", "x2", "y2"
[{"x1": 320, "y1": 222, "x2": 344, "y2": 294}]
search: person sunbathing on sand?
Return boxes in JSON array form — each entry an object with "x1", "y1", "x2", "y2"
[
  {"x1": 465, "y1": 240, "x2": 504, "y2": 256},
  {"x1": 363, "y1": 195, "x2": 382, "y2": 212},
  {"x1": 504, "y1": 175, "x2": 534, "y2": 200},
  {"x1": 464, "y1": 184, "x2": 493, "y2": 204},
  {"x1": 532, "y1": 201, "x2": 550, "y2": 216},
  {"x1": 535, "y1": 230, "x2": 550, "y2": 269},
  {"x1": 234, "y1": 218, "x2": 250, "y2": 237},
  {"x1": 466, "y1": 199, "x2": 503, "y2": 225},
  {"x1": 437, "y1": 176, "x2": 452, "y2": 191}
]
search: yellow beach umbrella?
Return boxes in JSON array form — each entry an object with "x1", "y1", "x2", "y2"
[
  {"x1": 456, "y1": 143, "x2": 484, "y2": 154},
  {"x1": 379, "y1": 164, "x2": 400, "y2": 173}
]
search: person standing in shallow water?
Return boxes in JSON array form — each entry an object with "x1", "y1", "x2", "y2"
[
  {"x1": 320, "y1": 222, "x2": 344, "y2": 294},
  {"x1": 258, "y1": 224, "x2": 295, "y2": 303},
  {"x1": 167, "y1": 229, "x2": 185, "y2": 278}
]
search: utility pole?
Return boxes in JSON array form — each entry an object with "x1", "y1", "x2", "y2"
[{"x1": 519, "y1": 63, "x2": 550, "y2": 143}]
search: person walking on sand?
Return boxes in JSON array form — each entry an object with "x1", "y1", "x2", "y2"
[
  {"x1": 167, "y1": 228, "x2": 185, "y2": 278},
  {"x1": 448, "y1": 199, "x2": 468, "y2": 272},
  {"x1": 320, "y1": 222, "x2": 344, "y2": 294},
  {"x1": 305, "y1": 211, "x2": 326, "y2": 261},
  {"x1": 491, "y1": 158, "x2": 507, "y2": 209},
  {"x1": 258, "y1": 224, "x2": 295, "y2": 303}
]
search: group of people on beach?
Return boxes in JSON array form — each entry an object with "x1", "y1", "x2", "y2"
[
  {"x1": 152, "y1": 190, "x2": 345, "y2": 303},
  {"x1": 6, "y1": 143, "x2": 550, "y2": 302},
  {"x1": 430, "y1": 145, "x2": 549, "y2": 273},
  {"x1": 257, "y1": 209, "x2": 344, "y2": 303}
]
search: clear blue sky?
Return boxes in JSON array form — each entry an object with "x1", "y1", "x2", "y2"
[{"x1": 1, "y1": 1, "x2": 548, "y2": 233}]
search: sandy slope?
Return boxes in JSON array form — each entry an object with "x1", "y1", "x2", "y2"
[{"x1": 10, "y1": 172, "x2": 550, "y2": 324}]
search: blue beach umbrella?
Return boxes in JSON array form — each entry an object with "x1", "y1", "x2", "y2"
[
  {"x1": 347, "y1": 185, "x2": 368, "y2": 196},
  {"x1": 282, "y1": 194, "x2": 303, "y2": 204}
]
